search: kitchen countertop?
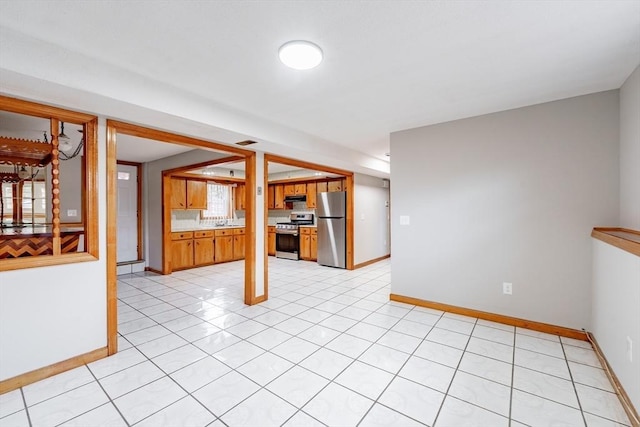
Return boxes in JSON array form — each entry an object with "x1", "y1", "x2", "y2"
[{"x1": 171, "y1": 225, "x2": 245, "y2": 232}]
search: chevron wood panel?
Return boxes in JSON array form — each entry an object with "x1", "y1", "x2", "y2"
[
  {"x1": 0, "y1": 237, "x2": 53, "y2": 258},
  {"x1": 0, "y1": 234, "x2": 79, "y2": 258}
]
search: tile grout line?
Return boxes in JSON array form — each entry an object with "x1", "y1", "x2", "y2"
[
  {"x1": 508, "y1": 322, "x2": 516, "y2": 427},
  {"x1": 560, "y1": 338, "x2": 589, "y2": 427},
  {"x1": 19, "y1": 387, "x2": 33, "y2": 427}
]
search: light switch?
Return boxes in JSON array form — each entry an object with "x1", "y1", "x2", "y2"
[
  {"x1": 399, "y1": 215, "x2": 410, "y2": 225},
  {"x1": 257, "y1": 186, "x2": 262, "y2": 196},
  {"x1": 360, "y1": 213, "x2": 365, "y2": 220},
  {"x1": 67, "y1": 209, "x2": 78, "y2": 217}
]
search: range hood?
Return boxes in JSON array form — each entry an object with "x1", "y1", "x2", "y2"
[{"x1": 284, "y1": 194, "x2": 307, "y2": 203}]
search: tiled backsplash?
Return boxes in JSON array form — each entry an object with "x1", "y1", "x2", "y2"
[
  {"x1": 171, "y1": 209, "x2": 245, "y2": 230},
  {"x1": 172, "y1": 201, "x2": 315, "y2": 230}
]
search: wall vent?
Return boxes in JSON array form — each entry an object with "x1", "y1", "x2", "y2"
[{"x1": 236, "y1": 140, "x2": 258, "y2": 146}]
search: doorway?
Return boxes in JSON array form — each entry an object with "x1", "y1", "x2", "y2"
[
  {"x1": 116, "y1": 162, "x2": 141, "y2": 266},
  {"x1": 106, "y1": 121, "x2": 258, "y2": 355}
]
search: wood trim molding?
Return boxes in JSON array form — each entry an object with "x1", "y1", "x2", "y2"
[
  {"x1": 345, "y1": 175, "x2": 354, "y2": 270},
  {"x1": 389, "y1": 293, "x2": 588, "y2": 341},
  {"x1": 592, "y1": 227, "x2": 640, "y2": 257},
  {"x1": 163, "y1": 155, "x2": 245, "y2": 176},
  {"x1": 0, "y1": 96, "x2": 99, "y2": 271},
  {"x1": 587, "y1": 333, "x2": 640, "y2": 425},
  {"x1": 145, "y1": 266, "x2": 163, "y2": 275},
  {"x1": 263, "y1": 156, "x2": 269, "y2": 303},
  {"x1": 108, "y1": 121, "x2": 252, "y2": 157},
  {"x1": 354, "y1": 254, "x2": 390, "y2": 269},
  {"x1": 0, "y1": 346, "x2": 108, "y2": 394},
  {"x1": 0, "y1": 96, "x2": 96, "y2": 124},
  {"x1": 264, "y1": 153, "x2": 355, "y2": 271},
  {"x1": 244, "y1": 154, "x2": 257, "y2": 305},
  {"x1": 106, "y1": 125, "x2": 118, "y2": 355}
]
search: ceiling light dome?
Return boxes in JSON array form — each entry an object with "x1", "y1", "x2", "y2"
[{"x1": 279, "y1": 40, "x2": 323, "y2": 70}]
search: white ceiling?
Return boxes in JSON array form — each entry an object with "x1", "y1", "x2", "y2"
[{"x1": 1, "y1": 1, "x2": 639, "y2": 175}]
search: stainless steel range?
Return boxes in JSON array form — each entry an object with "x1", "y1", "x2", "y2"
[{"x1": 275, "y1": 212, "x2": 314, "y2": 260}]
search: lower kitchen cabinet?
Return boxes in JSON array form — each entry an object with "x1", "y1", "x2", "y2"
[
  {"x1": 171, "y1": 239, "x2": 193, "y2": 270},
  {"x1": 194, "y1": 238, "x2": 214, "y2": 266},
  {"x1": 233, "y1": 228, "x2": 245, "y2": 260},
  {"x1": 268, "y1": 226, "x2": 276, "y2": 256},
  {"x1": 215, "y1": 229, "x2": 234, "y2": 263},
  {"x1": 300, "y1": 227, "x2": 317, "y2": 261}
]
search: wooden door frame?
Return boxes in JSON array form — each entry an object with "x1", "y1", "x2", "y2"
[
  {"x1": 106, "y1": 121, "x2": 257, "y2": 355},
  {"x1": 116, "y1": 161, "x2": 143, "y2": 262},
  {"x1": 263, "y1": 154, "x2": 355, "y2": 302}
]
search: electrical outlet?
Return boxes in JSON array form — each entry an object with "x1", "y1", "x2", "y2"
[
  {"x1": 503, "y1": 282, "x2": 512, "y2": 295},
  {"x1": 627, "y1": 336, "x2": 633, "y2": 362}
]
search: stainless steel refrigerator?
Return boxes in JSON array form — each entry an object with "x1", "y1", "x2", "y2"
[{"x1": 316, "y1": 191, "x2": 346, "y2": 268}]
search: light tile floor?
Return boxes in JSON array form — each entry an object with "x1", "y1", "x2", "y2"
[{"x1": 0, "y1": 258, "x2": 632, "y2": 427}]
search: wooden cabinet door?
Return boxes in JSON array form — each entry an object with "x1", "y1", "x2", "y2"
[
  {"x1": 171, "y1": 239, "x2": 193, "y2": 270},
  {"x1": 215, "y1": 236, "x2": 234, "y2": 263},
  {"x1": 187, "y1": 180, "x2": 207, "y2": 209},
  {"x1": 284, "y1": 184, "x2": 295, "y2": 196},
  {"x1": 306, "y1": 182, "x2": 317, "y2": 208},
  {"x1": 194, "y1": 238, "x2": 214, "y2": 266},
  {"x1": 328, "y1": 180, "x2": 342, "y2": 192},
  {"x1": 268, "y1": 231, "x2": 276, "y2": 256},
  {"x1": 294, "y1": 183, "x2": 306, "y2": 195},
  {"x1": 170, "y1": 178, "x2": 187, "y2": 209},
  {"x1": 300, "y1": 235, "x2": 311, "y2": 260},
  {"x1": 234, "y1": 184, "x2": 246, "y2": 211},
  {"x1": 274, "y1": 184, "x2": 285, "y2": 209},
  {"x1": 316, "y1": 181, "x2": 328, "y2": 193},
  {"x1": 233, "y1": 234, "x2": 245, "y2": 260},
  {"x1": 267, "y1": 185, "x2": 275, "y2": 209},
  {"x1": 310, "y1": 234, "x2": 318, "y2": 261}
]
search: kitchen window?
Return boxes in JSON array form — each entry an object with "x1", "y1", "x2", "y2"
[{"x1": 201, "y1": 182, "x2": 232, "y2": 219}]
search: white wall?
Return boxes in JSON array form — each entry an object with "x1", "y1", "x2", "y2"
[
  {"x1": 591, "y1": 240, "x2": 640, "y2": 409},
  {"x1": 354, "y1": 173, "x2": 390, "y2": 265},
  {"x1": 390, "y1": 91, "x2": 619, "y2": 330},
  {"x1": 619, "y1": 65, "x2": 640, "y2": 230},
  {"x1": 591, "y1": 65, "x2": 640, "y2": 410},
  {"x1": 0, "y1": 118, "x2": 108, "y2": 381},
  {"x1": 143, "y1": 149, "x2": 228, "y2": 270}
]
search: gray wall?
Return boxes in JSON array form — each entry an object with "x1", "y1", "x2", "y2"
[
  {"x1": 390, "y1": 91, "x2": 620, "y2": 330},
  {"x1": 144, "y1": 149, "x2": 228, "y2": 270},
  {"x1": 354, "y1": 173, "x2": 390, "y2": 265},
  {"x1": 592, "y1": 65, "x2": 640, "y2": 410},
  {"x1": 619, "y1": 65, "x2": 640, "y2": 230}
]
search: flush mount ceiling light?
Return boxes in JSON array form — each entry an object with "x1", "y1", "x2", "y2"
[{"x1": 279, "y1": 40, "x2": 323, "y2": 70}]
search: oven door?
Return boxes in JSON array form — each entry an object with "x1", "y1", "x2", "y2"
[{"x1": 276, "y1": 232, "x2": 300, "y2": 260}]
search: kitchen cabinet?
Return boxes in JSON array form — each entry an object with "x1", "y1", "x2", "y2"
[
  {"x1": 306, "y1": 182, "x2": 317, "y2": 208},
  {"x1": 171, "y1": 231, "x2": 194, "y2": 270},
  {"x1": 328, "y1": 180, "x2": 342, "y2": 192},
  {"x1": 316, "y1": 181, "x2": 328, "y2": 193},
  {"x1": 274, "y1": 184, "x2": 285, "y2": 209},
  {"x1": 214, "y1": 229, "x2": 234, "y2": 263},
  {"x1": 300, "y1": 227, "x2": 317, "y2": 261},
  {"x1": 310, "y1": 233, "x2": 317, "y2": 261},
  {"x1": 284, "y1": 184, "x2": 295, "y2": 196},
  {"x1": 268, "y1": 226, "x2": 276, "y2": 256},
  {"x1": 267, "y1": 185, "x2": 275, "y2": 209},
  {"x1": 294, "y1": 183, "x2": 306, "y2": 195},
  {"x1": 234, "y1": 183, "x2": 246, "y2": 211},
  {"x1": 194, "y1": 230, "x2": 214, "y2": 266},
  {"x1": 233, "y1": 228, "x2": 245, "y2": 260},
  {"x1": 171, "y1": 178, "x2": 207, "y2": 210}
]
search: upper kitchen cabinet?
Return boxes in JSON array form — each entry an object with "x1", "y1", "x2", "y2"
[
  {"x1": 283, "y1": 184, "x2": 295, "y2": 196},
  {"x1": 267, "y1": 185, "x2": 275, "y2": 209},
  {"x1": 327, "y1": 179, "x2": 343, "y2": 192},
  {"x1": 171, "y1": 178, "x2": 207, "y2": 210},
  {"x1": 306, "y1": 182, "x2": 317, "y2": 208},
  {"x1": 233, "y1": 183, "x2": 246, "y2": 210},
  {"x1": 274, "y1": 184, "x2": 285, "y2": 209},
  {"x1": 294, "y1": 183, "x2": 306, "y2": 195}
]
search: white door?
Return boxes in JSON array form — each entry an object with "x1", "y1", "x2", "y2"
[{"x1": 117, "y1": 164, "x2": 139, "y2": 263}]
